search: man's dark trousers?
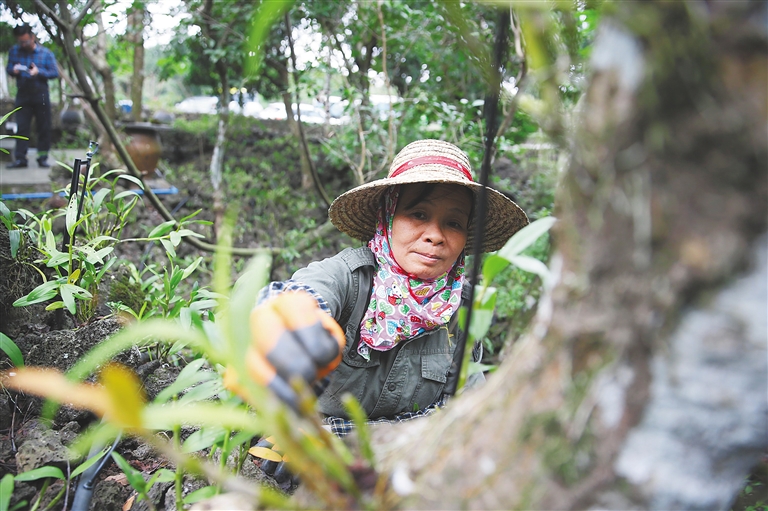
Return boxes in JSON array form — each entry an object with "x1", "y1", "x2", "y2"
[{"x1": 14, "y1": 89, "x2": 52, "y2": 162}]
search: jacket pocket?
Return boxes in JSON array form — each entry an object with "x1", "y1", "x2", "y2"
[{"x1": 409, "y1": 352, "x2": 453, "y2": 412}]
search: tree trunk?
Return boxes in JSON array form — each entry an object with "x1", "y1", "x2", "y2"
[
  {"x1": 371, "y1": 3, "x2": 767, "y2": 510},
  {"x1": 127, "y1": 4, "x2": 145, "y2": 123}
]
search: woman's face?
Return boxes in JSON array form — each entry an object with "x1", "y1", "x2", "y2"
[{"x1": 391, "y1": 184, "x2": 472, "y2": 280}]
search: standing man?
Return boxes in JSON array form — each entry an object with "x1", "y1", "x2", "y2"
[{"x1": 5, "y1": 24, "x2": 59, "y2": 168}]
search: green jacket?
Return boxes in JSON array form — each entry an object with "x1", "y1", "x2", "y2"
[{"x1": 292, "y1": 246, "x2": 476, "y2": 419}]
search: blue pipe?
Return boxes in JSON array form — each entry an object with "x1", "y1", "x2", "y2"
[{"x1": 1, "y1": 187, "x2": 179, "y2": 200}]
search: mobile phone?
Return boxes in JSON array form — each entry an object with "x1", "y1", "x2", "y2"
[{"x1": 16, "y1": 65, "x2": 28, "y2": 72}]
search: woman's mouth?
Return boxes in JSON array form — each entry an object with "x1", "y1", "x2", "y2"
[{"x1": 414, "y1": 252, "x2": 441, "y2": 263}]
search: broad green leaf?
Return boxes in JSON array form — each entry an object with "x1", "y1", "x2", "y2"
[
  {"x1": 153, "y1": 468, "x2": 176, "y2": 483},
  {"x1": 14, "y1": 281, "x2": 59, "y2": 307},
  {"x1": 14, "y1": 465, "x2": 65, "y2": 482},
  {"x1": 0, "y1": 332, "x2": 24, "y2": 367},
  {"x1": 170, "y1": 230, "x2": 181, "y2": 247},
  {"x1": 111, "y1": 452, "x2": 146, "y2": 493},
  {"x1": 497, "y1": 216, "x2": 556, "y2": 260},
  {"x1": 182, "y1": 427, "x2": 227, "y2": 453},
  {"x1": 176, "y1": 229, "x2": 205, "y2": 239},
  {"x1": 70, "y1": 447, "x2": 109, "y2": 478},
  {"x1": 86, "y1": 235, "x2": 118, "y2": 246},
  {"x1": 9, "y1": 230, "x2": 20, "y2": 258},
  {"x1": 60, "y1": 284, "x2": 76, "y2": 314},
  {"x1": 509, "y1": 255, "x2": 551, "y2": 282},
  {"x1": 148, "y1": 220, "x2": 176, "y2": 239},
  {"x1": 65, "y1": 195, "x2": 79, "y2": 236},
  {"x1": 62, "y1": 283, "x2": 92, "y2": 299},
  {"x1": 0, "y1": 473, "x2": 13, "y2": 511},
  {"x1": 154, "y1": 360, "x2": 214, "y2": 404},
  {"x1": 160, "y1": 238, "x2": 176, "y2": 258},
  {"x1": 181, "y1": 257, "x2": 204, "y2": 280},
  {"x1": 46, "y1": 252, "x2": 69, "y2": 268},
  {"x1": 91, "y1": 188, "x2": 111, "y2": 212},
  {"x1": 0, "y1": 201, "x2": 10, "y2": 219},
  {"x1": 87, "y1": 246, "x2": 114, "y2": 265},
  {"x1": 45, "y1": 301, "x2": 65, "y2": 311},
  {"x1": 178, "y1": 379, "x2": 223, "y2": 404},
  {"x1": 482, "y1": 254, "x2": 510, "y2": 285},
  {"x1": 116, "y1": 174, "x2": 144, "y2": 189},
  {"x1": 182, "y1": 485, "x2": 218, "y2": 505},
  {"x1": 113, "y1": 190, "x2": 140, "y2": 200}
]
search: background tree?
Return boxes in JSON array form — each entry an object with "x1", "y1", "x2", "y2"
[{"x1": 126, "y1": 0, "x2": 146, "y2": 122}]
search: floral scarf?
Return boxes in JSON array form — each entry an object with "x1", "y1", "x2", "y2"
[{"x1": 358, "y1": 187, "x2": 465, "y2": 358}]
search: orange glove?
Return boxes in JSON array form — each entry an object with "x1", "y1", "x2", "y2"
[{"x1": 237, "y1": 291, "x2": 345, "y2": 409}]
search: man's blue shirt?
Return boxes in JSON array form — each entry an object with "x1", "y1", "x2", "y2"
[{"x1": 6, "y1": 43, "x2": 58, "y2": 95}]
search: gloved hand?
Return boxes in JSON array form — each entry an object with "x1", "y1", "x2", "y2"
[
  {"x1": 227, "y1": 291, "x2": 345, "y2": 410},
  {"x1": 249, "y1": 436, "x2": 297, "y2": 488}
]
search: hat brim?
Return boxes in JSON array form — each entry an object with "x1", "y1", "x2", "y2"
[{"x1": 328, "y1": 166, "x2": 529, "y2": 252}]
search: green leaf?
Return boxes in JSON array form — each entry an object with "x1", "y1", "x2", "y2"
[
  {"x1": 46, "y1": 252, "x2": 69, "y2": 268},
  {"x1": 113, "y1": 190, "x2": 140, "y2": 200},
  {"x1": 116, "y1": 174, "x2": 144, "y2": 189},
  {"x1": 182, "y1": 427, "x2": 227, "y2": 453},
  {"x1": 86, "y1": 246, "x2": 114, "y2": 265},
  {"x1": 0, "y1": 473, "x2": 14, "y2": 511},
  {"x1": 0, "y1": 201, "x2": 11, "y2": 220},
  {"x1": 160, "y1": 238, "x2": 176, "y2": 258},
  {"x1": 60, "y1": 284, "x2": 76, "y2": 314},
  {"x1": 111, "y1": 452, "x2": 146, "y2": 494},
  {"x1": 65, "y1": 194, "x2": 79, "y2": 236},
  {"x1": 176, "y1": 229, "x2": 205, "y2": 239},
  {"x1": 45, "y1": 301, "x2": 66, "y2": 311},
  {"x1": 91, "y1": 188, "x2": 111, "y2": 212},
  {"x1": 182, "y1": 485, "x2": 218, "y2": 505},
  {"x1": 153, "y1": 468, "x2": 176, "y2": 483},
  {"x1": 148, "y1": 220, "x2": 176, "y2": 239},
  {"x1": 14, "y1": 466, "x2": 65, "y2": 482},
  {"x1": 482, "y1": 254, "x2": 510, "y2": 285},
  {"x1": 9, "y1": 230, "x2": 20, "y2": 259},
  {"x1": 154, "y1": 359, "x2": 215, "y2": 404},
  {"x1": 14, "y1": 280, "x2": 59, "y2": 307},
  {"x1": 497, "y1": 216, "x2": 556, "y2": 260},
  {"x1": 170, "y1": 230, "x2": 181, "y2": 247},
  {"x1": 70, "y1": 448, "x2": 109, "y2": 478},
  {"x1": 0, "y1": 333, "x2": 24, "y2": 367},
  {"x1": 178, "y1": 379, "x2": 223, "y2": 404},
  {"x1": 508, "y1": 255, "x2": 551, "y2": 282}
]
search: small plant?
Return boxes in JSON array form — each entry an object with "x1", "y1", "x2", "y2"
[
  {"x1": 0, "y1": 108, "x2": 27, "y2": 156},
  {"x1": 458, "y1": 216, "x2": 557, "y2": 386},
  {"x1": 10, "y1": 173, "x2": 207, "y2": 323}
]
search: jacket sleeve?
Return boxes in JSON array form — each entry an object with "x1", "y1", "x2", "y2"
[
  {"x1": 36, "y1": 49, "x2": 59, "y2": 80},
  {"x1": 291, "y1": 250, "x2": 358, "y2": 323},
  {"x1": 6, "y1": 47, "x2": 17, "y2": 76}
]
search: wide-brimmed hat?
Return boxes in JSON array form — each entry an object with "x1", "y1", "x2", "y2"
[{"x1": 328, "y1": 139, "x2": 529, "y2": 252}]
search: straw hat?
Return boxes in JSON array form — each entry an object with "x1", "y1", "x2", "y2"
[{"x1": 329, "y1": 139, "x2": 529, "y2": 252}]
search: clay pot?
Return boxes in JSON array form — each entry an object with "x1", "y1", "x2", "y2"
[{"x1": 123, "y1": 123, "x2": 161, "y2": 177}]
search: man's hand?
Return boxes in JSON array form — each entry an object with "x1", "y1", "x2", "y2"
[
  {"x1": 12, "y1": 63, "x2": 25, "y2": 75},
  {"x1": 28, "y1": 63, "x2": 38, "y2": 77},
  {"x1": 226, "y1": 291, "x2": 345, "y2": 409}
]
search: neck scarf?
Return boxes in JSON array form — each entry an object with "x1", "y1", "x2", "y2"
[{"x1": 358, "y1": 187, "x2": 465, "y2": 358}]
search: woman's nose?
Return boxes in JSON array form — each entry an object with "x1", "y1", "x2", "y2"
[{"x1": 422, "y1": 221, "x2": 445, "y2": 244}]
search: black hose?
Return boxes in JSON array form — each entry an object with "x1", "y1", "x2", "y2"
[
  {"x1": 445, "y1": 7, "x2": 511, "y2": 395},
  {"x1": 70, "y1": 432, "x2": 122, "y2": 511}
]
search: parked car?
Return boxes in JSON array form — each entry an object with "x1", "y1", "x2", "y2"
[{"x1": 174, "y1": 96, "x2": 218, "y2": 114}]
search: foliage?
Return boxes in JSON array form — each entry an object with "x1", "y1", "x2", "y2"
[
  {"x1": 0, "y1": 108, "x2": 26, "y2": 157},
  {"x1": 0, "y1": 332, "x2": 24, "y2": 368},
  {"x1": 9, "y1": 168, "x2": 206, "y2": 322},
  {"x1": 459, "y1": 216, "x2": 556, "y2": 385}
]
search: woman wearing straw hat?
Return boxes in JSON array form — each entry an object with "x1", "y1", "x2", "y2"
[{"x1": 245, "y1": 139, "x2": 528, "y2": 437}]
